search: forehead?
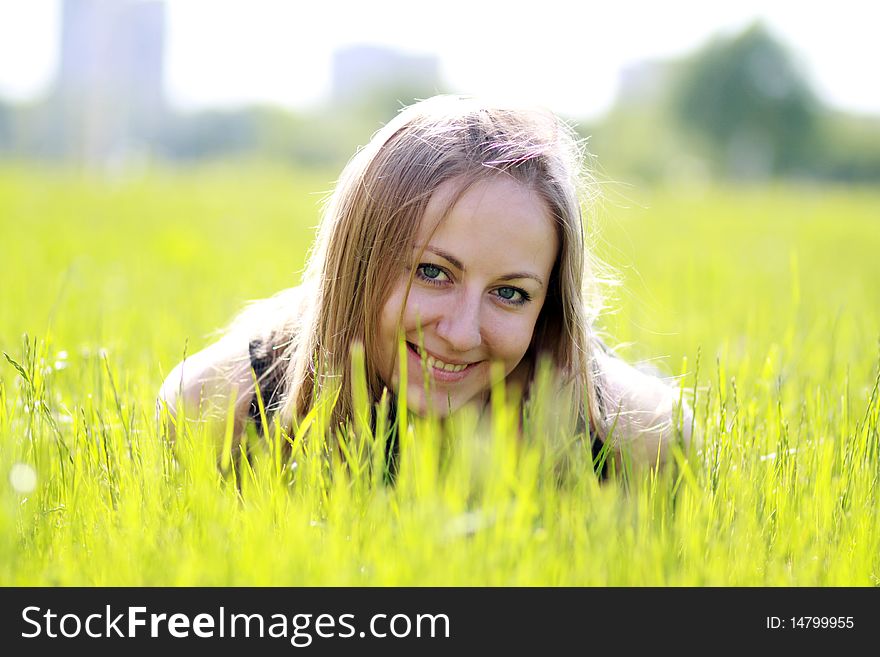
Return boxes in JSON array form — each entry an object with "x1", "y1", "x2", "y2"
[{"x1": 417, "y1": 176, "x2": 558, "y2": 275}]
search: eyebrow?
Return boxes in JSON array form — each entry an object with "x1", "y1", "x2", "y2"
[{"x1": 421, "y1": 246, "x2": 546, "y2": 288}]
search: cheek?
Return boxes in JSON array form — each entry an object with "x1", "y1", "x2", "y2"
[
  {"x1": 379, "y1": 279, "x2": 435, "y2": 341},
  {"x1": 394, "y1": 285, "x2": 444, "y2": 332},
  {"x1": 485, "y1": 309, "x2": 543, "y2": 366},
  {"x1": 378, "y1": 283, "x2": 406, "y2": 353},
  {"x1": 374, "y1": 283, "x2": 403, "y2": 386}
]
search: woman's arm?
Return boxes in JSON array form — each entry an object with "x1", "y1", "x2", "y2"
[
  {"x1": 157, "y1": 336, "x2": 255, "y2": 437},
  {"x1": 595, "y1": 350, "x2": 695, "y2": 472}
]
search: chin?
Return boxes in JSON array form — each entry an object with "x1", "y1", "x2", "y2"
[{"x1": 400, "y1": 382, "x2": 470, "y2": 418}]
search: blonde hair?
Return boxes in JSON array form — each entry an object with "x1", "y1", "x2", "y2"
[{"x1": 237, "y1": 95, "x2": 605, "y2": 435}]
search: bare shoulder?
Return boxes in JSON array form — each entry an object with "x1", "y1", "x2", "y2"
[
  {"x1": 595, "y1": 349, "x2": 694, "y2": 469},
  {"x1": 158, "y1": 336, "x2": 254, "y2": 425},
  {"x1": 157, "y1": 287, "x2": 305, "y2": 435}
]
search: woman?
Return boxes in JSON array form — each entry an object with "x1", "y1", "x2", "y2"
[{"x1": 159, "y1": 95, "x2": 693, "y2": 474}]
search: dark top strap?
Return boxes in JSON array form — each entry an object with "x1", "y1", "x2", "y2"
[
  {"x1": 590, "y1": 377, "x2": 609, "y2": 480},
  {"x1": 588, "y1": 335, "x2": 617, "y2": 480},
  {"x1": 248, "y1": 337, "x2": 285, "y2": 432}
]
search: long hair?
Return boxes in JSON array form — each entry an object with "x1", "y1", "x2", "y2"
[{"x1": 234, "y1": 95, "x2": 607, "y2": 437}]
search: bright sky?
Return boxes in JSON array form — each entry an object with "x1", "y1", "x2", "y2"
[{"x1": 0, "y1": 0, "x2": 878, "y2": 119}]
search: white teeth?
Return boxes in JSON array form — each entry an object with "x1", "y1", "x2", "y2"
[{"x1": 419, "y1": 351, "x2": 468, "y2": 373}]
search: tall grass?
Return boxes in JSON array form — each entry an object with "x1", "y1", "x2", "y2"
[{"x1": 1, "y1": 165, "x2": 878, "y2": 585}]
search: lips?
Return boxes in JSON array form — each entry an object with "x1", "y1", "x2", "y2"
[{"x1": 406, "y1": 342, "x2": 480, "y2": 376}]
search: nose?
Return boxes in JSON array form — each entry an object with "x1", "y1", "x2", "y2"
[{"x1": 434, "y1": 289, "x2": 482, "y2": 353}]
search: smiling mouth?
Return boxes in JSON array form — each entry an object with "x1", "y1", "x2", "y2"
[{"x1": 406, "y1": 342, "x2": 477, "y2": 373}]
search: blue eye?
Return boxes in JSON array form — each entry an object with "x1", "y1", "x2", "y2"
[
  {"x1": 494, "y1": 286, "x2": 530, "y2": 306},
  {"x1": 419, "y1": 264, "x2": 442, "y2": 279},
  {"x1": 416, "y1": 263, "x2": 449, "y2": 285}
]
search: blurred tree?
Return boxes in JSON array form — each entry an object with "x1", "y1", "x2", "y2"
[
  {"x1": 348, "y1": 81, "x2": 444, "y2": 123},
  {"x1": 673, "y1": 22, "x2": 820, "y2": 178},
  {"x1": 818, "y1": 111, "x2": 880, "y2": 182},
  {"x1": 159, "y1": 109, "x2": 259, "y2": 160},
  {"x1": 0, "y1": 100, "x2": 10, "y2": 152}
]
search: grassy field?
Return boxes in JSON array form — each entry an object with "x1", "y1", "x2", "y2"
[{"x1": 1, "y1": 164, "x2": 878, "y2": 585}]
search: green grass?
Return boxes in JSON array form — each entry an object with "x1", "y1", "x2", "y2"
[{"x1": 1, "y1": 164, "x2": 878, "y2": 585}]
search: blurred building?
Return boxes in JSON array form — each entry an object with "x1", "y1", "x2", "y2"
[
  {"x1": 52, "y1": 0, "x2": 166, "y2": 166},
  {"x1": 331, "y1": 45, "x2": 441, "y2": 105}
]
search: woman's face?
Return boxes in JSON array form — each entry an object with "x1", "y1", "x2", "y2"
[{"x1": 377, "y1": 175, "x2": 559, "y2": 416}]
